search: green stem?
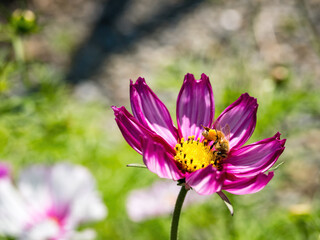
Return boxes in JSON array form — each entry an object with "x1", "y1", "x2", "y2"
[
  {"x1": 170, "y1": 186, "x2": 188, "y2": 240},
  {"x1": 12, "y1": 36, "x2": 25, "y2": 62},
  {"x1": 12, "y1": 35, "x2": 30, "y2": 87}
]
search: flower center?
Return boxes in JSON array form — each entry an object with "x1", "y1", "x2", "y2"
[{"x1": 174, "y1": 133, "x2": 229, "y2": 173}]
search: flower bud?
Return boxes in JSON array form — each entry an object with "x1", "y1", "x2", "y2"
[{"x1": 10, "y1": 9, "x2": 38, "y2": 35}]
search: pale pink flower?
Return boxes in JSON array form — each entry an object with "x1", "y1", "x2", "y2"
[
  {"x1": 0, "y1": 163, "x2": 107, "y2": 240},
  {"x1": 126, "y1": 180, "x2": 208, "y2": 222},
  {"x1": 0, "y1": 162, "x2": 9, "y2": 179}
]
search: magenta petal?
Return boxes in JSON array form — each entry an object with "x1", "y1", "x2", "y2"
[
  {"x1": 224, "y1": 133, "x2": 286, "y2": 177},
  {"x1": 217, "y1": 191, "x2": 234, "y2": 216},
  {"x1": 186, "y1": 166, "x2": 223, "y2": 195},
  {"x1": 141, "y1": 137, "x2": 184, "y2": 181},
  {"x1": 112, "y1": 106, "x2": 154, "y2": 154},
  {"x1": 130, "y1": 78, "x2": 179, "y2": 147},
  {"x1": 176, "y1": 73, "x2": 215, "y2": 140},
  {"x1": 222, "y1": 172, "x2": 274, "y2": 195},
  {"x1": 215, "y1": 93, "x2": 258, "y2": 149}
]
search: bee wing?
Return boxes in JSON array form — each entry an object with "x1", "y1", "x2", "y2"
[
  {"x1": 213, "y1": 122, "x2": 230, "y2": 140},
  {"x1": 214, "y1": 121, "x2": 221, "y2": 131},
  {"x1": 221, "y1": 124, "x2": 230, "y2": 141}
]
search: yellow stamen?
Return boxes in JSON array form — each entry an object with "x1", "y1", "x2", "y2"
[{"x1": 174, "y1": 135, "x2": 227, "y2": 173}]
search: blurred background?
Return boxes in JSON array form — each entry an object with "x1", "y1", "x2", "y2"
[{"x1": 0, "y1": 0, "x2": 320, "y2": 239}]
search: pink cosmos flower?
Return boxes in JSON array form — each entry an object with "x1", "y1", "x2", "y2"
[
  {"x1": 0, "y1": 163, "x2": 107, "y2": 240},
  {"x1": 112, "y1": 73, "x2": 285, "y2": 196}
]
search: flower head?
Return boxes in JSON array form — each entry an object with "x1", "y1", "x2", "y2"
[
  {"x1": 0, "y1": 162, "x2": 107, "y2": 240},
  {"x1": 113, "y1": 73, "x2": 285, "y2": 196}
]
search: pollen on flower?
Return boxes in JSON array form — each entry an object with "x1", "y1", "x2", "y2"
[{"x1": 174, "y1": 135, "x2": 226, "y2": 173}]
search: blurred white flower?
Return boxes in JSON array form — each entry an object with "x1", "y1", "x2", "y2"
[
  {"x1": 0, "y1": 162, "x2": 107, "y2": 240},
  {"x1": 126, "y1": 180, "x2": 208, "y2": 222}
]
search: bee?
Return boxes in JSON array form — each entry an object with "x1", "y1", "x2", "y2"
[
  {"x1": 202, "y1": 126, "x2": 224, "y2": 145},
  {"x1": 202, "y1": 124, "x2": 230, "y2": 169}
]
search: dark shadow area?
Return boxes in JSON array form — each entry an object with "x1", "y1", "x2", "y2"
[
  {"x1": 0, "y1": 0, "x2": 22, "y2": 20},
  {"x1": 66, "y1": 0, "x2": 205, "y2": 84}
]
